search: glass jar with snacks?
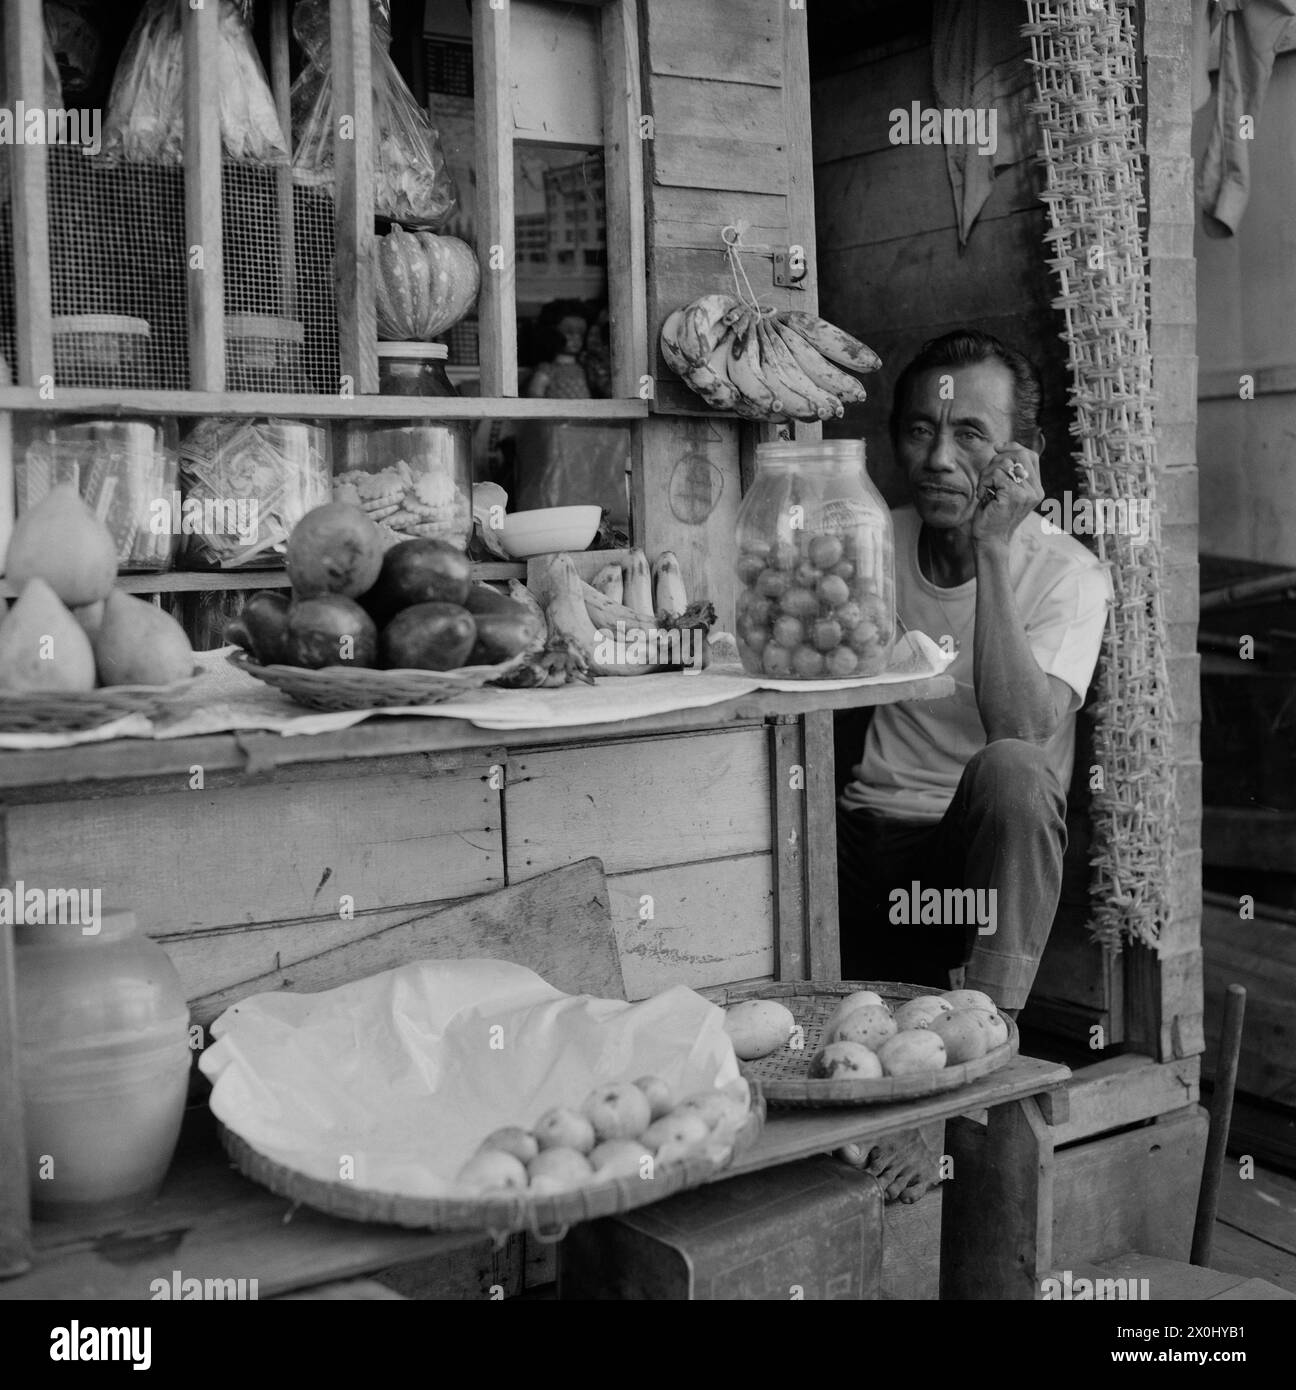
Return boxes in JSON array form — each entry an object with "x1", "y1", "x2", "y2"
[
  {"x1": 52, "y1": 314, "x2": 154, "y2": 389},
  {"x1": 225, "y1": 314, "x2": 306, "y2": 393},
  {"x1": 335, "y1": 422, "x2": 472, "y2": 551},
  {"x1": 16, "y1": 908, "x2": 191, "y2": 1221},
  {"x1": 177, "y1": 417, "x2": 331, "y2": 569},
  {"x1": 734, "y1": 439, "x2": 895, "y2": 679},
  {"x1": 17, "y1": 417, "x2": 180, "y2": 572},
  {"x1": 376, "y1": 341, "x2": 458, "y2": 398}
]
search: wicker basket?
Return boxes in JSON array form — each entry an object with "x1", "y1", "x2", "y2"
[
  {"x1": 703, "y1": 980, "x2": 1018, "y2": 1109},
  {"x1": 218, "y1": 1090, "x2": 765, "y2": 1241},
  {"x1": 0, "y1": 670, "x2": 203, "y2": 733},
  {"x1": 227, "y1": 649, "x2": 529, "y2": 711}
]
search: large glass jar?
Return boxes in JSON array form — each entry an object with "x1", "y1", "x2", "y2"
[
  {"x1": 16, "y1": 908, "x2": 191, "y2": 1221},
  {"x1": 177, "y1": 417, "x2": 331, "y2": 569},
  {"x1": 225, "y1": 314, "x2": 306, "y2": 393},
  {"x1": 336, "y1": 344, "x2": 471, "y2": 549},
  {"x1": 734, "y1": 439, "x2": 895, "y2": 679},
  {"x1": 18, "y1": 416, "x2": 180, "y2": 572}
]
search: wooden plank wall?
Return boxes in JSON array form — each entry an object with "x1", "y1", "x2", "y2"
[
  {"x1": 636, "y1": 0, "x2": 819, "y2": 628},
  {"x1": 1124, "y1": 0, "x2": 1203, "y2": 1065},
  {"x1": 505, "y1": 728, "x2": 776, "y2": 997},
  {"x1": 807, "y1": 7, "x2": 1105, "y2": 1032},
  {"x1": 1, "y1": 730, "x2": 778, "y2": 1016}
]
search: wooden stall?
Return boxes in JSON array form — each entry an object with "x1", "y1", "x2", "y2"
[{"x1": 0, "y1": 0, "x2": 1205, "y2": 1301}]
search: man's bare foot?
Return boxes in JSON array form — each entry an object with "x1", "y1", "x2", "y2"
[{"x1": 835, "y1": 1123, "x2": 943, "y2": 1203}]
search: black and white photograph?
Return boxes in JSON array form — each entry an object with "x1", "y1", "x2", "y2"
[{"x1": 0, "y1": 0, "x2": 1291, "y2": 1352}]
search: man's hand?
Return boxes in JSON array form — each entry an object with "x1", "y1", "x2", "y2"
[{"x1": 971, "y1": 442, "x2": 1044, "y2": 548}]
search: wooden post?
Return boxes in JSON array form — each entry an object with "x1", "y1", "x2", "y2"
[
  {"x1": 600, "y1": 0, "x2": 649, "y2": 401},
  {"x1": 0, "y1": 819, "x2": 32, "y2": 1278},
  {"x1": 270, "y1": 0, "x2": 297, "y2": 321},
  {"x1": 6, "y1": 0, "x2": 52, "y2": 389},
  {"x1": 332, "y1": 0, "x2": 377, "y2": 396},
  {"x1": 802, "y1": 710, "x2": 841, "y2": 980},
  {"x1": 183, "y1": 0, "x2": 225, "y2": 390},
  {"x1": 472, "y1": 0, "x2": 517, "y2": 397},
  {"x1": 941, "y1": 1097, "x2": 1055, "y2": 1300}
]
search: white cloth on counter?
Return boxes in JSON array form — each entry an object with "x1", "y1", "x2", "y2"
[
  {"x1": 199, "y1": 959, "x2": 741, "y2": 1198},
  {"x1": 0, "y1": 630, "x2": 953, "y2": 750}
]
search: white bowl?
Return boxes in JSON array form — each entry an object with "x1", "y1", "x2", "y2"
[{"x1": 499, "y1": 506, "x2": 601, "y2": 559}]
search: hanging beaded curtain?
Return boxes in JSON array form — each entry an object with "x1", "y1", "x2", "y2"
[{"x1": 1022, "y1": 0, "x2": 1175, "y2": 950}]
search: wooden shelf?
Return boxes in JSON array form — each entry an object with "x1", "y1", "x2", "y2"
[
  {"x1": 0, "y1": 562, "x2": 527, "y2": 598},
  {"x1": 0, "y1": 387, "x2": 648, "y2": 421}
]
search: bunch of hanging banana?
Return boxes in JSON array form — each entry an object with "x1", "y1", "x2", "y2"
[{"x1": 659, "y1": 294, "x2": 881, "y2": 422}]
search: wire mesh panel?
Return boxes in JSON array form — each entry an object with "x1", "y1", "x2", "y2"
[
  {"x1": 221, "y1": 160, "x2": 338, "y2": 394},
  {"x1": 47, "y1": 148, "x2": 188, "y2": 390}
]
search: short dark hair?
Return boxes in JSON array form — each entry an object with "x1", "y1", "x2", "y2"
[{"x1": 889, "y1": 330, "x2": 1043, "y2": 446}]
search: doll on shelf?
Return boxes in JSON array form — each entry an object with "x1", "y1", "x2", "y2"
[{"x1": 525, "y1": 300, "x2": 591, "y2": 399}]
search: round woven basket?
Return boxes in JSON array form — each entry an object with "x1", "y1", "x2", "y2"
[
  {"x1": 703, "y1": 980, "x2": 1018, "y2": 1108},
  {"x1": 227, "y1": 649, "x2": 528, "y2": 712},
  {"x1": 218, "y1": 1090, "x2": 765, "y2": 1241},
  {"x1": 0, "y1": 669, "x2": 203, "y2": 733}
]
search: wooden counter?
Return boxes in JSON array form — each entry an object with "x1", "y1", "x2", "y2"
[{"x1": 0, "y1": 672, "x2": 954, "y2": 1287}]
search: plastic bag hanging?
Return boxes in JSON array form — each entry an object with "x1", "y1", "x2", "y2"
[
  {"x1": 290, "y1": 0, "x2": 457, "y2": 229},
  {"x1": 100, "y1": 0, "x2": 288, "y2": 166}
]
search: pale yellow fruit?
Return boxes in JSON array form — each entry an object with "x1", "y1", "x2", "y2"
[
  {"x1": 878, "y1": 1029, "x2": 947, "y2": 1076},
  {"x1": 825, "y1": 990, "x2": 888, "y2": 1035},
  {"x1": 588, "y1": 1139, "x2": 654, "y2": 1180},
  {"x1": 808, "y1": 1041, "x2": 883, "y2": 1080},
  {"x1": 832, "y1": 1004, "x2": 898, "y2": 1050},
  {"x1": 533, "y1": 1106, "x2": 596, "y2": 1155},
  {"x1": 581, "y1": 1082, "x2": 652, "y2": 1142},
  {"x1": 656, "y1": 1139, "x2": 704, "y2": 1166},
  {"x1": 893, "y1": 996, "x2": 954, "y2": 1031},
  {"x1": 455, "y1": 1148, "x2": 528, "y2": 1193},
  {"x1": 942, "y1": 988, "x2": 997, "y2": 1013},
  {"x1": 4, "y1": 483, "x2": 117, "y2": 606},
  {"x1": 634, "y1": 1075, "x2": 674, "y2": 1121},
  {"x1": 0, "y1": 578, "x2": 96, "y2": 693},
  {"x1": 526, "y1": 1146, "x2": 593, "y2": 1193},
  {"x1": 672, "y1": 1090, "x2": 749, "y2": 1132},
  {"x1": 477, "y1": 1126, "x2": 539, "y2": 1164},
  {"x1": 929, "y1": 1009, "x2": 991, "y2": 1064},
  {"x1": 969, "y1": 1007, "x2": 1010, "y2": 1049},
  {"x1": 92, "y1": 589, "x2": 194, "y2": 687},
  {"x1": 642, "y1": 1112, "x2": 709, "y2": 1154},
  {"x1": 723, "y1": 999, "x2": 795, "y2": 1060}
]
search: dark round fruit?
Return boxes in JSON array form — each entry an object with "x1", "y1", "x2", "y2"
[
  {"x1": 285, "y1": 503, "x2": 384, "y2": 599},
  {"x1": 467, "y1": 608, "x2": 544, "y2": 664},
  {"x1": 228, "y1": 589, "x2": 291, "y2": 665},
  {"x1": 380, "y1": 602, "x2": 477, "y2": 671},
  {"x1": 286, "y1": 595, "x2": 378, "y2": 669},
  {"x1": 365, "y1": 539, "x2": 472, "y2": 626}
]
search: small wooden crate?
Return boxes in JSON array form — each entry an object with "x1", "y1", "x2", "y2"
[{"x1": 558, "y1": 1155, "x2": 883, "y2": 1300}]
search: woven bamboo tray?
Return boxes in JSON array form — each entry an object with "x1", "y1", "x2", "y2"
[
  {"x1": 0, "y1": 669, "x2": 203, "y2": 733},
  {"x1": 218, "y1": 1091, "x2": 765, "y2": 1241},
  {"x1": 227, "y1": 649, "x2": 529, "y2": 711},
  {"x1": 704, "y1": 980, "x2": 1018, "y2": 1109}
]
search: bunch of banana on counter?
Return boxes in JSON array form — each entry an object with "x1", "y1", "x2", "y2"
[{"x1": 660, "y1": 294, "x2": 881, "y2": 422}]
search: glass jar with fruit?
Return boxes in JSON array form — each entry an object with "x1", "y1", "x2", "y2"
[{"x1": 734, "y1": 439, "x2": 894, "y2": 680}]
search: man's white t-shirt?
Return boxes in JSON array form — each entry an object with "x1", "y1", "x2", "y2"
[{"x1": 840, "y1": 505, "x2": 1113, "y2": 824}]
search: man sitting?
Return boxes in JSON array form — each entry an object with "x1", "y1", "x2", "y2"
[{"x1": 836, "y1": 329, "x2": 1112, "y2": 1200}]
